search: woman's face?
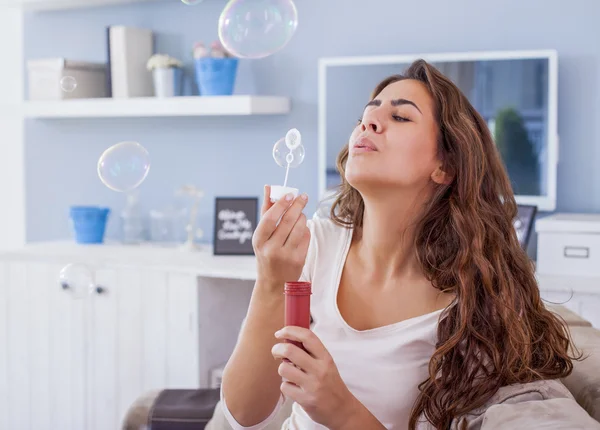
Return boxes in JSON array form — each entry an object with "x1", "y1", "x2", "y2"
[{"x1": 345, "y1": 79, "x2": 447, "y2": 193}]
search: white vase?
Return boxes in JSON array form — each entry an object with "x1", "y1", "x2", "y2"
[{"x1": 152, "y1": 67, "x2": 182, "y2": 98}]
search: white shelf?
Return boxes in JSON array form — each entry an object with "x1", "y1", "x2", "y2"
[
  {"x1": 0, "y1": 241, "x2": 258, "y2": 279},
  {"x1": 1, "y1": 0, "x2": 160, "y2": 11},
  {"x1": 23, "y1": 95, "x2": 291, "y2": 119}
]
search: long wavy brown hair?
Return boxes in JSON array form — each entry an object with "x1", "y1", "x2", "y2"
[{"x1": 329, "y1": 59, "x2": 580, "y2": 429}]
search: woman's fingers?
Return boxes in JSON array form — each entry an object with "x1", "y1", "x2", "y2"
[
  {"x1": 269, "y1": 194, "x2": 308, "y2": 247},
  {"x1": 278, "y1": 360, "x2": 308, "y2": 386},
  {"x1": 260, "y1": 185, "x2": 273, "y2": 216},
  {"x1": 272, "y1": 341, "x2": 318, "y2": 374},
  {"x1": 252, "y1": 192, "x2": 295, "y2": 248},
  {"x1": 275, "y1": 327, "x2": 328, "y2": 361},
  {"x1": 283, "y1": 213, "x2": 309, "y2": 249}
]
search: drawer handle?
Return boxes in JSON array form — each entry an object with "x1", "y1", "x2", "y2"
[{"x1": 564, "y1": 246, "x2": 590, "y2": 259}]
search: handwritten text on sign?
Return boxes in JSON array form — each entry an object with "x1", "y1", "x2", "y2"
[{"x1": 217, "y1": 209, "x2": 253, "y2": 244}]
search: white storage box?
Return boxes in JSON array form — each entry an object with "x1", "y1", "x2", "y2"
[
  {"x1": 536, "y1": 213, "x2": 600, "y2": 277},
  {"x1": 27, "y1": 58, "x2": 108, "y2": 100}
]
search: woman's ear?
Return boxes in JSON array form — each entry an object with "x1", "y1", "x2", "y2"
[{"x1": 431, "y1": 166, "x2": 453, "y2": 185}]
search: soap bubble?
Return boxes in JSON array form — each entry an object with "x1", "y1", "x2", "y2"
[
  {"x1": 60, "y1": 76, "x2": 77, "y2": 92},
  {"x1": 273, "y1": 137, "x2": 304, "y2": 168},
  {"x1": 58, "y1": 263, "x2": 94, "y2": 299},
  {"x1": 181, "y1": 0, "x2": 202, "y2": 4},
  {"x1": 285, "y1": 128, "x2": 301, "y2": 150},
  {"x1": 218, "y1": 0, "x2": 298, "y2": 59},
  {"x1": 98, "y1": 141, "x2": 151, "y2": 192}
]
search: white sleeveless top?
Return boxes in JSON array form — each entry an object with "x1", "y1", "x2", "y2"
[{"x1": 222, "y1": 217, "x2": 445, "y2": 430}]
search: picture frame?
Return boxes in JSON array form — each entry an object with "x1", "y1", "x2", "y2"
[
  {"x1": 514, "y1": 204, "x2": 538, "y2": 249},
  {"x1": 213, "y1": 197, "x2": 258, "y2": 256}
]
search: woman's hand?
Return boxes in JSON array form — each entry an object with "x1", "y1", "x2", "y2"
[
  {"x1": 252, "y1": 185, "x2": 310, "y2": 291},
  {"x1": 271, "y1": 326, "x2": 380, "y2": 430}
]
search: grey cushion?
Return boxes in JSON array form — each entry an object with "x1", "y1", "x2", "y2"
[{"x1": 121, "y1": 390, "x2": 160, "y2": 430}]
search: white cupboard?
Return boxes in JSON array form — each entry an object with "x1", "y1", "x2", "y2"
[
  {"x1": 0, "y1": 243, "x2": 257, "y2": 430},
  {"x1": 537, "y1": 273, "x2": 600, "y2": 328}
]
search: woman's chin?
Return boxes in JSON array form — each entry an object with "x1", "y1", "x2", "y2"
[{"x1": 346, "y1": 172, "x2": 380, "y2": 191}]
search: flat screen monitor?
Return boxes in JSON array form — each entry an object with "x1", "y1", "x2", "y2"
[{"x1": 318, "y1": 50, "x2": 558, "y2": 211}]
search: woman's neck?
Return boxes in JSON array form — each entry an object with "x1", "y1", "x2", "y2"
[{"x1": 354, "y1": 191, "x2": 427, "y2": 284}]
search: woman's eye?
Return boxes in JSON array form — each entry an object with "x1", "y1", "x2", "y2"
[
  {"x1": 357, "y1": 118, "x2": 363, "y2": 124},
  {"x1": 393, "y1": 115, "x2": 409, "y2": 122}
]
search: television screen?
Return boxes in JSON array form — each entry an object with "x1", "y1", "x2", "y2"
[{"x1": 320, "y1": 51, "x2": 558, "y2": 211}]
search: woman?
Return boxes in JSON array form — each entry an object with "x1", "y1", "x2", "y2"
[{"x1": 220, "y1": 60, "x2": 586, "y2": 430}]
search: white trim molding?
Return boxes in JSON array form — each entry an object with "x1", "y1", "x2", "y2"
[{"x1": 0, "y1": 7, "x2": 25, "y2": 250}]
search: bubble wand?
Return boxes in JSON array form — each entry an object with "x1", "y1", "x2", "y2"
[{"x1": 270, "y1": 128, "x2": 305, "y2": 203}]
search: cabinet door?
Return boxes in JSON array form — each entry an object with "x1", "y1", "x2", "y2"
[
  {"x1": 88, "y1": 267, "x2": 200, "y2": 430},
  {"x1": 540, "y1": 289, "x2": 583, "y2": 315},
  {"x1": 540, "y1": 289, "x2": 600, "y2": 328},
  {"x1": 578, "y1": 294, "x2": 600, "y2": 328},
  {"x1": 0, "y1": 261, "x2": 87, "y2": 430}
]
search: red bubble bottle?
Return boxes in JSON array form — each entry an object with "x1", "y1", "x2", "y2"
[{"x1": 283, "y1": 281, "x2": 312, "y2": 356}]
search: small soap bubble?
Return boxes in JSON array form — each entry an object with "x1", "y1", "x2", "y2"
[
  {"x1": 97, "y1": 141, "x2": 151, "y2": 192},
  {"x1": 60, "y1": 76, "x2": 77, "y2": 92},
  {"x1": 218, "y1": 0, "x2": 298, "y2": 59},
  {"x1": 58, "y1": 263, "x2": 94, "y2": 299},
  {"x1": 285, "y1": 128, "x2": 301, "y2": 150},
  {"x1": 273, "y1": 137, "x2": 304, "y2": 168}
]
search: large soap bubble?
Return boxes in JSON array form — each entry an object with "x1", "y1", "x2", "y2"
[
  {"x1": 97, "y1": 141, "x2": 151, "y2": 192},
  {"x1": 218, "y1": 0, "x2": 298, "y2": 59}
]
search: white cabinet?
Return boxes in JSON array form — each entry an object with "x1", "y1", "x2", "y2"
[
  {"x1": 536, "y1": 213, "x2": 600, "y2": 278},
  {"x1": 537, "y1": 273, "x2": 600, "y2": 328},
  {"x1": 0, "y1": 243, "x2": 257, "y2": 429},
  {"x1": 539, "y1": 289, "x2": 600, "y2": 328},
  {"x1": 0, "y1": 261, "x2": 87, "y2": 430}
]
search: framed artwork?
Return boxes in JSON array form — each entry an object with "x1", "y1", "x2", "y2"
[
  {"x1": 514, "y1": 204, "x2": 538, "y2": 249},
  {"x1": 213, "y1": 197, "x2": 258, "y2": 256}
]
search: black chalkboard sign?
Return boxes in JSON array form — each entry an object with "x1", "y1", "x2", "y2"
[{"x1": 213, "y1": 197, "x2": 258, "y2": 255}]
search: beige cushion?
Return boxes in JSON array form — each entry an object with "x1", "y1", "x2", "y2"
[
  {"x1": 465, "y1": 397, "x2": 600, "y2": 429},
  {"x1": 546, "y1": 304, "x2": 593, "y2": 327},
  {"x1": 441, "y1": 379, "x2": 600, "y2": 429},
  {"x1": 562, "y1": 325, "x2": 600, "y2": 422}
]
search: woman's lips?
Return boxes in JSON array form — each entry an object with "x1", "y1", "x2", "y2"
[
  {"x1": 352, "y1": 136, "x2": 378, "y2": 153},
  {"x1": 352, "y1": 146, "x2": 377, "y2": 153}
]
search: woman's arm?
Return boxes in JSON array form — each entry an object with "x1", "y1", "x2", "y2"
[
  {"x1": 221, "y1": 286, "x2": 287, "y2": 427},
  {"x1": 221, "y1": 188, "x2": 311, "y2": 428}
]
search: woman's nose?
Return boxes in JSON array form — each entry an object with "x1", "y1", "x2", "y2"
[{"x1": 361, "y1": 112, "x2": 382, "y2": 133}]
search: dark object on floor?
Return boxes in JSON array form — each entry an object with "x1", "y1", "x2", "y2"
[{"x1": 149, "y1": 388, "x2": 221, "y2": 430}]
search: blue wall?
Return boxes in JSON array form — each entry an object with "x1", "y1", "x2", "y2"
[{"x1": 24, "y1": 0, "x2": 600, "y2": 243}]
